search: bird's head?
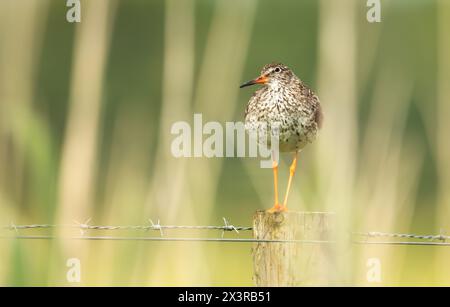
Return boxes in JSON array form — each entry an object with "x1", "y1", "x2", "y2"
[{"x1": 240, "y1": 63, "x2": 293, "y2": 89}]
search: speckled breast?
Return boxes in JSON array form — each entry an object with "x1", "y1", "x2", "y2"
[{"x1": 244, "y1": 102, "x2": 319, "y2": 153}]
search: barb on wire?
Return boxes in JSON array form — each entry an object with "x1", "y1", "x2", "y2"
[
  {"x1": 222, "y1": 217, "x2": 239, "y2": 238},
  {"x1": 74, "y1": 218, "x2": 92, "y2": 236},
  {"x1": 149, "y1": 219, "x2": 164, "y2": 236},
  {"x1": 9, "y1": 222, "x2": 19, "y2": 234}
]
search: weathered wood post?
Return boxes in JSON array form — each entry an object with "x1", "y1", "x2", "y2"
[{"x1": 252, "y1": 211, "x2": 335, "y2": 286}]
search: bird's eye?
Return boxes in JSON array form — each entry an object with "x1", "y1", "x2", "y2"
[{"x1": 274, "y1": 67, "x2": 281, "y2": 73}]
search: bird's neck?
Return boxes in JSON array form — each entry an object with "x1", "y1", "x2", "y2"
[
  {"x1": 267, "y1": 76, "x2": 299, "y2": 91},
  {"x1": 267, "y1": 80, "x2": 296, "y2": 93}
]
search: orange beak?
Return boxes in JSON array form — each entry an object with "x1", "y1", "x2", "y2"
[{"x1": 240, "y1": 75, "x2": 269, "y2": 88}]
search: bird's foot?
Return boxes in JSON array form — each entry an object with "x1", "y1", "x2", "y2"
[{"x1": 267, "y1": 204, "x2": 287, "y2": 213}]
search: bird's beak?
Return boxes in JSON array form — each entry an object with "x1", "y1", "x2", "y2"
[{"x1": 239, "y1": 75, "x2": 268, "y2": 88}]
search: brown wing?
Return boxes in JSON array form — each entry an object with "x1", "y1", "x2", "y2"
[
  {"x1": 297, "y1": 80, "x2": 323, "y2": 129},
  {"x1": 315, "y1": 103, "x2": 323, "y2": 129}
]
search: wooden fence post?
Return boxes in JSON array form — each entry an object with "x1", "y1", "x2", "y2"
[{"x1": 252, "y1": 211, "x2": 335, "y2": 286}]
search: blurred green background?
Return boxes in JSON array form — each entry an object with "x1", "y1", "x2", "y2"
[{"x1": 1, "y1": 0, "x2": 450, "y2": 286}]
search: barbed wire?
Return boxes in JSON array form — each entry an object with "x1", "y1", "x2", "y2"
[
  {"x1": 1, "y1": 218, "x2": 449, "y2": 246},
  {"x1": 2, "y1": 217, "x2": 251, "y2": 237},
  {"x1": 351, "y1": 230, "x2": 449, "y2": 246},
  {"x1": 353, "y1": 231, "x2": 450, "y2": 242},
  {"x1": 0, "y1": 235, "x2": 335, "y2": 244}
]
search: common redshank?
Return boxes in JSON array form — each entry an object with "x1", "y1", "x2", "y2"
[{"x1": 240, "y1": 62, "x2": 323, "y2": 212}]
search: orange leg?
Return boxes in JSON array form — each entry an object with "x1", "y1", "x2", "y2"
[
  {"x1": 282, "y1": 151, "x2": 298, "y2": 209},
  {"x1": 267, "y1": 160, "x2": 284, "y2": 213}
]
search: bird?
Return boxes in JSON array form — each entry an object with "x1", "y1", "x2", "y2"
[{"x1": 240, "y1": 62, "x2": 322, "y2": 212}]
